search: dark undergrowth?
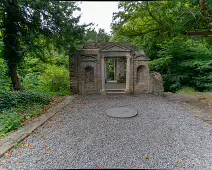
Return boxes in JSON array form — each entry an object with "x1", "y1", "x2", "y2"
[{"x1": 0, "y1": 91, "x2": 53, "y2": 137}]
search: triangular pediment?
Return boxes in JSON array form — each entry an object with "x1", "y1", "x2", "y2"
[{"x1": 101, "y1": 44, "x2": 131, "y2": 52}]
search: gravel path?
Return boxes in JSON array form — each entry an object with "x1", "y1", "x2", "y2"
[{"x1": 1, "y1": 94, "x2": 212, "y2": 169}]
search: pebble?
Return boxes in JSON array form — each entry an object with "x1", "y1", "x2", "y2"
[{"x1": 0, "y1": 94, "x2": 212, "y2": 169}]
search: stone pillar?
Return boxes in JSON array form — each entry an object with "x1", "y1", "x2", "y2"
[
  {"x1": 101, "y1": 56, "x2": 106, "y2": 95},
  {"x1": 114, "y1": 59, "x2": 116, "y2": 80},
  {"x1": 116, "y1": 59, "x2": 120, "y2": 81},
  {"x1": 126, "y1": 56, "x2": 131, "y2": 92},
  {"x1": 105, "y1": 59, "x2": 107, "y2": 81}
]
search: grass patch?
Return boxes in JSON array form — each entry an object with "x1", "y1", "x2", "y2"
[{"x1": 176, "y1": 87, "x2": 197, "y2": 94}]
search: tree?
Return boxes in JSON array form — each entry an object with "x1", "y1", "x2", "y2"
[
  {"x1": 83, "y1": 28, "x2": 110, "y2": 43},
  {"x1": 112, "y1": 1, "x2": 212, "y2": 39},
  {"x1": 111, "y1": 0, "x2": 212, "y2": 92},
  {"x1": 0, "y1": 0, "x2": 86, "y2": 90}
]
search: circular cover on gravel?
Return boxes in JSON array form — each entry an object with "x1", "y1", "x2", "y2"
[{"x1": 105, "y1": 107, "x2": 138, "y2": 118}]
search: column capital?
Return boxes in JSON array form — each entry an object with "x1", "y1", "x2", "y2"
[{"x1": 126, "y1": 55, "x2": 131, "y2": 59}]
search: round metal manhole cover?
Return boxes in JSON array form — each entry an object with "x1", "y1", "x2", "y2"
[{"x1": 105, "y1": 107, "x2": 138, "y2": 118}]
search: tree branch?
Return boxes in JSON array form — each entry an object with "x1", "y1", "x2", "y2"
[
  {"x1": 145, "y1": 2, "x2": 165, "y2": 28},
  {"x1": 123, "y1": 28, "x2": 164, "y2": 38},
  {"x1": 185, "y1": 32, "x2": 212, "y2": 36}
]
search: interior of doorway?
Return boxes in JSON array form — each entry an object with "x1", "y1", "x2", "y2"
[
  {"x1": 105, "y1": 58, "x2": 126, "y2": 90},
  {"x1": 106, "y1": 58, "x2": 116, "y2": 82}
]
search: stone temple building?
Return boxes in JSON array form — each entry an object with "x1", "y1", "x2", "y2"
[{"x1": 69, "y1": 42, "x2": 164, "y2": 95}]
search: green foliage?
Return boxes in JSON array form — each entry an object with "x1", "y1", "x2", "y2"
[
  {"x1": 84, "y1": 28, "x2": 110, "y2": 43},
  {"x1": 0, "y1": 104, "x2": 44, "y2": 136},
  {"x1": 112, "y1": 1, "x2": 211, "y2": 38},
  {"x1": 0, "y1": 91, "x2": 52, "y2": 112},
  {"x1": 0, "y1": 90, "x2": 52, "y2": 135},
  {"x1": 107, "y1": 59, "x2": 115, "y2": 80},
  {"x1": 22, "y1": 64, "x2": 70, "y2": 96},
  {"x1": 149, "y1": 36, "x2": 212, "y2": 92},
  {"x1": 112, "y1": 0, "x2": 212, "y2": 92},
  {"x1": 176, "y1": 87, "x2": 197, "y2": 94},
  {"x1": 38, "y1": 65, "x2": 70, "y2": 95},
  {"x1": 1, "y1": 0, "x2": 88, "y2": 90},
  {"x1": 0, "y1": 58, "x2": 11, "y2": 92}
]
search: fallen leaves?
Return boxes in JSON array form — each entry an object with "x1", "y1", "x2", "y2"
[
  {"x1": 175, "y1": 159, "x2": 185, "y2": 168},
  {"x1": 33, "y1": 131, "x2": 39, "y2": 135},
  {"x1": 5, "y1": 150, "x2": 13, "y2": 158},
  {"x1": 47, "y1": 123, "x2": 52, "y2": 127},
  {"x1": 179, "y1": 159, "x2": 184, "y2": 163},
  {"x1": 0, "y1": 164, "x2": 8, "y2": 169},
  {"x1": 96, "y1": 165, "x2": 101, "y2": 169},
  {"x1": 19, "y1": 141, "x2": 33, "y2": 149},
  {"x1": 45, "y1": 146, "x2": 54, "y2": 151},
  {"x1": 144, "y1": 157, "x2": 152, "y2": 161}
]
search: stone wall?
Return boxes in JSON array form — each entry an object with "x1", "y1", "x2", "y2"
[
  {"x1": 132, "y1": 55, "x2": 151, "y2": 94},
  {"x1": 116, "y1": 58, "x2": 126, "y2": 83},
  {"x1": 149, "y1": 72, "x2": 164, "y2": 95},
  {"x1": 70, "y1": 49, "x2": 101, "y2": 94},
  {"x1": 70, "y1": 43, "x2": 164, "y2": 95}
]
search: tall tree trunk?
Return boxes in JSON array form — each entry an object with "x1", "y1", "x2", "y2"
[
  {"x1": 200, "y1": 0, "x2": 207, "y2": 10},
  {"x1": 8, "y1": 62, "x2": 22, "y2": 90},
  {"x1": 3, "y1": 0, "x2": 23, "y2": 90}
]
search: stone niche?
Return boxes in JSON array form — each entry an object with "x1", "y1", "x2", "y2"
[{"x1": 70, "y1": 42, "x2": 164, "y2": 95}]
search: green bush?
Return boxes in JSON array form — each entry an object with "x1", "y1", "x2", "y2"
[
  {"x1": 0, "y1": 91, "x2": 53, "y2": 112},
  {"x1": 107, "y1": 59, "x2": 115, "y2": 80},
  {"x1": 38, "y1": 65, "x2": 70, "y2": 95},
  {"x1": 22, "y1": 64, "x2": 70, "y2": 96},
  {"x1": 0, "y1": 59, "x2": 12, "y2": 92},
  {"x1": 148, "y1": 36, "x2": 212, "y2": 92},
  {"x1": 0, "y1": 105, "x2": 44, "y2": 136},
  {"x1": 22, "y1": 73, "x2": 41, "y2": 92}
]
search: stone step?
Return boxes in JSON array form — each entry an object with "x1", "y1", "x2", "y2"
[
  {"x1": 106, "y1": 80, "x2": 118, "y2": 83},
  {"x1": 106, "y1": 89, "x2": 126, "y2": 94},
  {"x1": 107, "y1": 91, "x2": 126, "y2": 94},
  {"x1": 106, "y1": 89, "x2": 126, "y2": 91}
]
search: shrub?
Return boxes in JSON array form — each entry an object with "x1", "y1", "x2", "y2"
[
  {"x1": 0, "y1": 105, "x2": 44, "y2": 136},
  {"x1": 0, "y1": 91, "x2": 53, "y2": 112},
  {"x1": 0, "y1": 59, "x2": 12, "y2": 92},
  {"x1": 22, "y1": 72, "x2": 41, "y2": 92},
  {"x1": 38, "y1": 65, "x2": 70, "y2": 95}
]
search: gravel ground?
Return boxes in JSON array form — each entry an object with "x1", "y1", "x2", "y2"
[{"x1": 1, "y1": 94, "x2": 212, "y2": 169}]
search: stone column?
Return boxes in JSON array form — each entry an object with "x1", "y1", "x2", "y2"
[
  {"x1": 114, "y1": 59, "x2": 116, "y2": 80},
  {"x1": 105, "y1": 59, "x2": 107, "y2": 82},
  {"x1": 101, "y1": 56, "x2": 106, "y2": 95},
  {"x1": 126, "y1": 55, "x2": 131, "y2": 92}
]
